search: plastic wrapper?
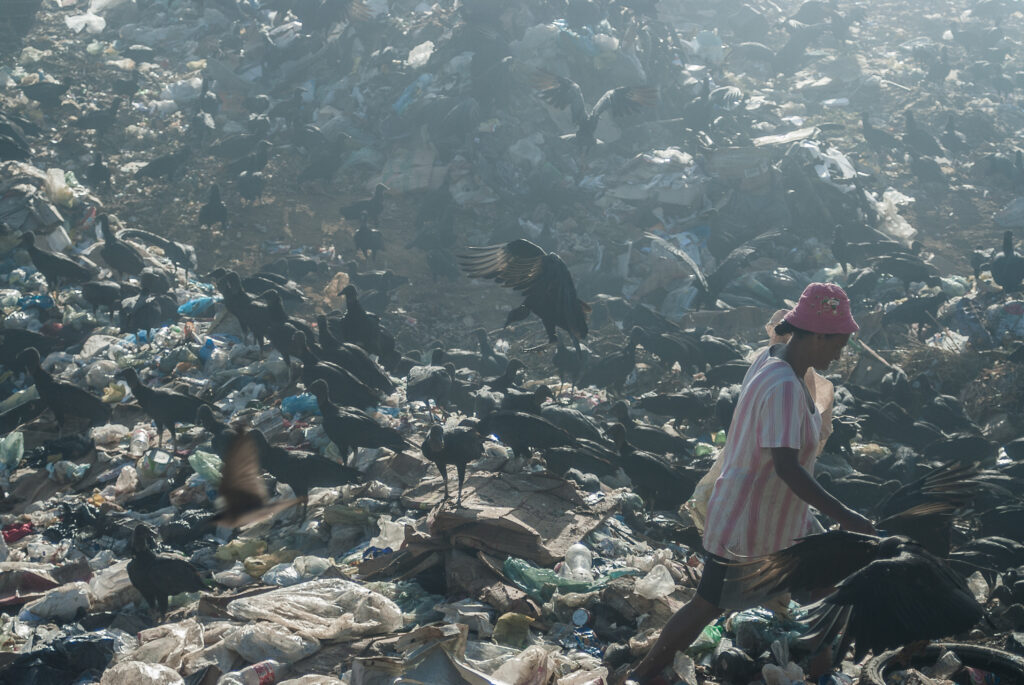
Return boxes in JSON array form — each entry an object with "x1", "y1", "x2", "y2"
[
  {"x1": 88, "y1": 560, "x2": 139, "y2": 612},
  {"x1": 0, "y1": 431, "x2": 24, "y2": 471},
  {"x1": 634, "y1": 564, "x2": 675, "y2": 599},
  {"x1": 91, "y1": 423, "x2": 130, "y2": 446},
  {"x1": 226, "y1": 579, "x2": 402, "y2": 641},
  {"x1": 188, "y1": 450, "x2": 222, "y2": 485},
  {"x1": 20, "y1": 581, "x2": 92, "y2": 621},
  {"x1": 223, "y1": 621, "x2": 320, "y2": 664},
  {"x1": 261, "y1": 555, "x2": 333, "y2": 586},
  {"x1": 129, "y1": 619, "x2": 204, "y2": 672},
  {"x1": 490, "y1": 645, "x2": 557, "y2": 685},
  {"x1": 214, "y1": 561, "x2": 257, "y2": 588},
  {"x1": 65, "y1": 12, "x2": 106, "y2": 34},
  {"x1": 100, "y1": 661, "x2": 184, "y2": 685}
]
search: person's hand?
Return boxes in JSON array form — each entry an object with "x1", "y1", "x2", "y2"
[{"x1": 837, "y1": 509, "x2": 875, "y2": 535}]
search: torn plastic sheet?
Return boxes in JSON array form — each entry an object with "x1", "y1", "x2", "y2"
[
  {"x1": 226, "y1": 578, "x2": 401, "y2": 642},
  {"x1": 350, "y1": 639, "x2": 498, "y2": 685},
  {"x1": 799, "y1": 141, "x2": 857, "y2": 186}
]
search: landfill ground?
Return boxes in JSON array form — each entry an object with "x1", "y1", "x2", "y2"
[{"x1": 3, "y1": 0, "x2": 1024, "y2": 683}]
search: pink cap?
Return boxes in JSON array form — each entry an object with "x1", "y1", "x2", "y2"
[{"x1": 783, "y1": 282, "x2": 859, "y2": 335}]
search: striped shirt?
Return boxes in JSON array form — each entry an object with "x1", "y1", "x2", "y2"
[{"x1": 703, "y1": 345, "x2": 823, "y2": 560}]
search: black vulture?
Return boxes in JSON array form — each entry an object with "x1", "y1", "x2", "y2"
[{"x1": 459, "y1": 239, "x2": 590, "y2": 352}]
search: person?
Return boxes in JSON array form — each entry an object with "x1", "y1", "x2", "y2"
[{"x1": 625, "y1": 282, "x2": 874, "y2": 685}]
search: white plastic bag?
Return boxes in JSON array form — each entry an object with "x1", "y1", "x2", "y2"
[
  {"x1": 130, "y1": 619, "x2": 205, "y2": 671},
  {"x1": 634, "y1": 564, "x2": 675, "y2": 600},
  {"x1": 100, "y1": 661, "x2": 184, "y2": 685},
  {"x1": 65, "y1": 12, "x2": 106, "y2": 34},
  {"x1": 223, "y1": 622, "x2": 320, "y2": 663},
  {"x1": 89, "y1": 559, "x2": 139, "y2": 611},
  {"x1": 226, "y1": 579, "x2": 402, "y2": 641},
  {"x1": 213, "y1": 561, "x2": 256, "y2": 588},
  {"x1": 490, "y1": 645, "x2": 557, "y2": 685},
  {"x1": 20, "y1": 582, "x2": 91, "y2": 621}
]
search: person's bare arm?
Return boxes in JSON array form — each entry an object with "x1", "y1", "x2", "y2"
[{"x1": 771, "y1": 447, "x2": 875, "y2": 534}]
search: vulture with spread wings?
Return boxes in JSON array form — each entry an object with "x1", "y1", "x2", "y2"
[
  {"x1": 459, "y1": 239, "x2": 590, "y2": 352},
  {"x1": 729, "y1": 531, "x2": 983, "y2": 663},
  {"x1": 644, "y1": 232, "x2": 756, "y2": 311},
  {"x1": 214, "y1": 427, "x2": 299, "y2": 528},
  {"x1": 532, "y1": 71, "x2": 657, "y2": 152}
]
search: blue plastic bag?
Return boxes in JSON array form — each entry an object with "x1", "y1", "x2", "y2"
[
  {"x1": 281, "y1": 393, "x2": 319, "y2": 417},
  {"x1": 177, "y1": 296, "x2": 217, "y2": 317}
]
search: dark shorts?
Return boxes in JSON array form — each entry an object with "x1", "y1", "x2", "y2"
[{"x1": 696, "y1": 554, "x2": 775, "y2": 611}]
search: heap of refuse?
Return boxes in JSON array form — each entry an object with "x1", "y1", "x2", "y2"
[{"x1": 3, "y1": 0, "x2": 1024, "y2": 683}]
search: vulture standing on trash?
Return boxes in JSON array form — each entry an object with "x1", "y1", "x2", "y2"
[
  {"x1": 117, "y1": 368, "x2": 214, "y2": 450},
  {"x1": 459, "y1": 239, "x2": 590, "y2": 352},
  {"x1": 730, "y1": 531, "x2": 984, "y2": 662},
  {"x1": 127, "y1": 524, "x2": 205, "y2": 614},
  {"x1": 420, "y1": 424, "x2": 485, "y2": 506},
  {"x1": 988, "y1": 230, "x2": 1024, "y2": 291},
  {"x1": 198, "y1": 183, "x2": 228, "y2": 230},
  {"x1": 16, "y1": 347, "x2": 111, "y2": 434},
  {"x1": 98, "y1": 214, "x2": 146, "y2": 279},
  {"x1": 309, "y1": 379, "x2": 408, "y2": 464},
  {"x1": 20, "y1": 232, "x2": 95, "y2": 293},
  {"x1": 340, "y1": 183, "x2": 388, "y2": 226}
]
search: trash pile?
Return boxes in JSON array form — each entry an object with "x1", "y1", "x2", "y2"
[{"x1": 3, "y1": 0, "x2": 1024, "y2": 682}]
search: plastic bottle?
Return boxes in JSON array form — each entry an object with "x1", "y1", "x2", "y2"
[
  {"x1": 129, "y1": 426, "x2": 151, "y2": 457},
  {"x1": 561, "y1": 543, "x2": 594, "y2": 581},
  {"x1": 217, "y1": 659, "x2": 289, "y2": 685}
]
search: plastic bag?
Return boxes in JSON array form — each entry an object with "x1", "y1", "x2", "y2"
[
  {"x1": 262, "y1": 556, "x2": 333, "y2": 586},
  {"x1": 727, "y1": 607, "x2": 805, "y2": 655},
  {"x1": 0, "y1": 432, "x2": 24, "y2": 471},
  {"x1": 188, "y1": 450, "x2": 222, "y2": 485},
  {"x1": 65, "y1": 12, "x2": 106, "y2": 34},
  {"x1": 223, "y1": 621, "x2": 320, "y2": 664},
  {"x1": 213, "y1": 562, "x2": 256, "y2": 588},
  {"x1": 91, "y1": 423, "x2": 130, "y2": 446},
  {"x1": 634, "y1": 564, "x2": 674, "y2": 599},
  {"x1": 502, "y1": 558, "x2": 635, "y2": 602},
  {"x1": 281, "y1": 393, "x2": 319, "y2": 417},
  {"x1": 44, "y1": 169, "x2": 74, "y2": 208},
  {"x1": 490, "y1": 645, "x2": 557, "y2": 685},
  {"x1": 226, "y1": 579, "x2": 402, "y2": 641},
  {"x1": 100, "y1": 661, "x2": 184, "y2": 684},
  {"x1": 48, "y1": 460, "x2": 89, "y2": 483},
  {"x1": 178, "y1": 296, "x2": 217, "y2": 317},
  {"x1": 491, "y1": 612, "x2": 534, "y2": 648},
  {"x1": 20, "y1": 581, "x2": 92, "y2": 621},
  {"x1": 762, "y1": 662, "x2": 805, "y2": 685},
  {"x1": 89, "y1": 560, "x2": 138, "y2": 612},
  {"x1": 85, "y1": 360, "x2": 119, "y2": 389},
  {"x1": 686, "y1": 624, "x2": 723, "y2": 657},
  {"x1": 215, "y1": 538, "x2": 267, "y2": 562},
  {"x1": 128, "y1": 619, "x2": 205, "y2": 671},
  {"x1": 1, "y1": 632, "x2": 119, "y2": 684},
  {"x1": 368, "y1": 515, "x2": 412, "y2": 550}
]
